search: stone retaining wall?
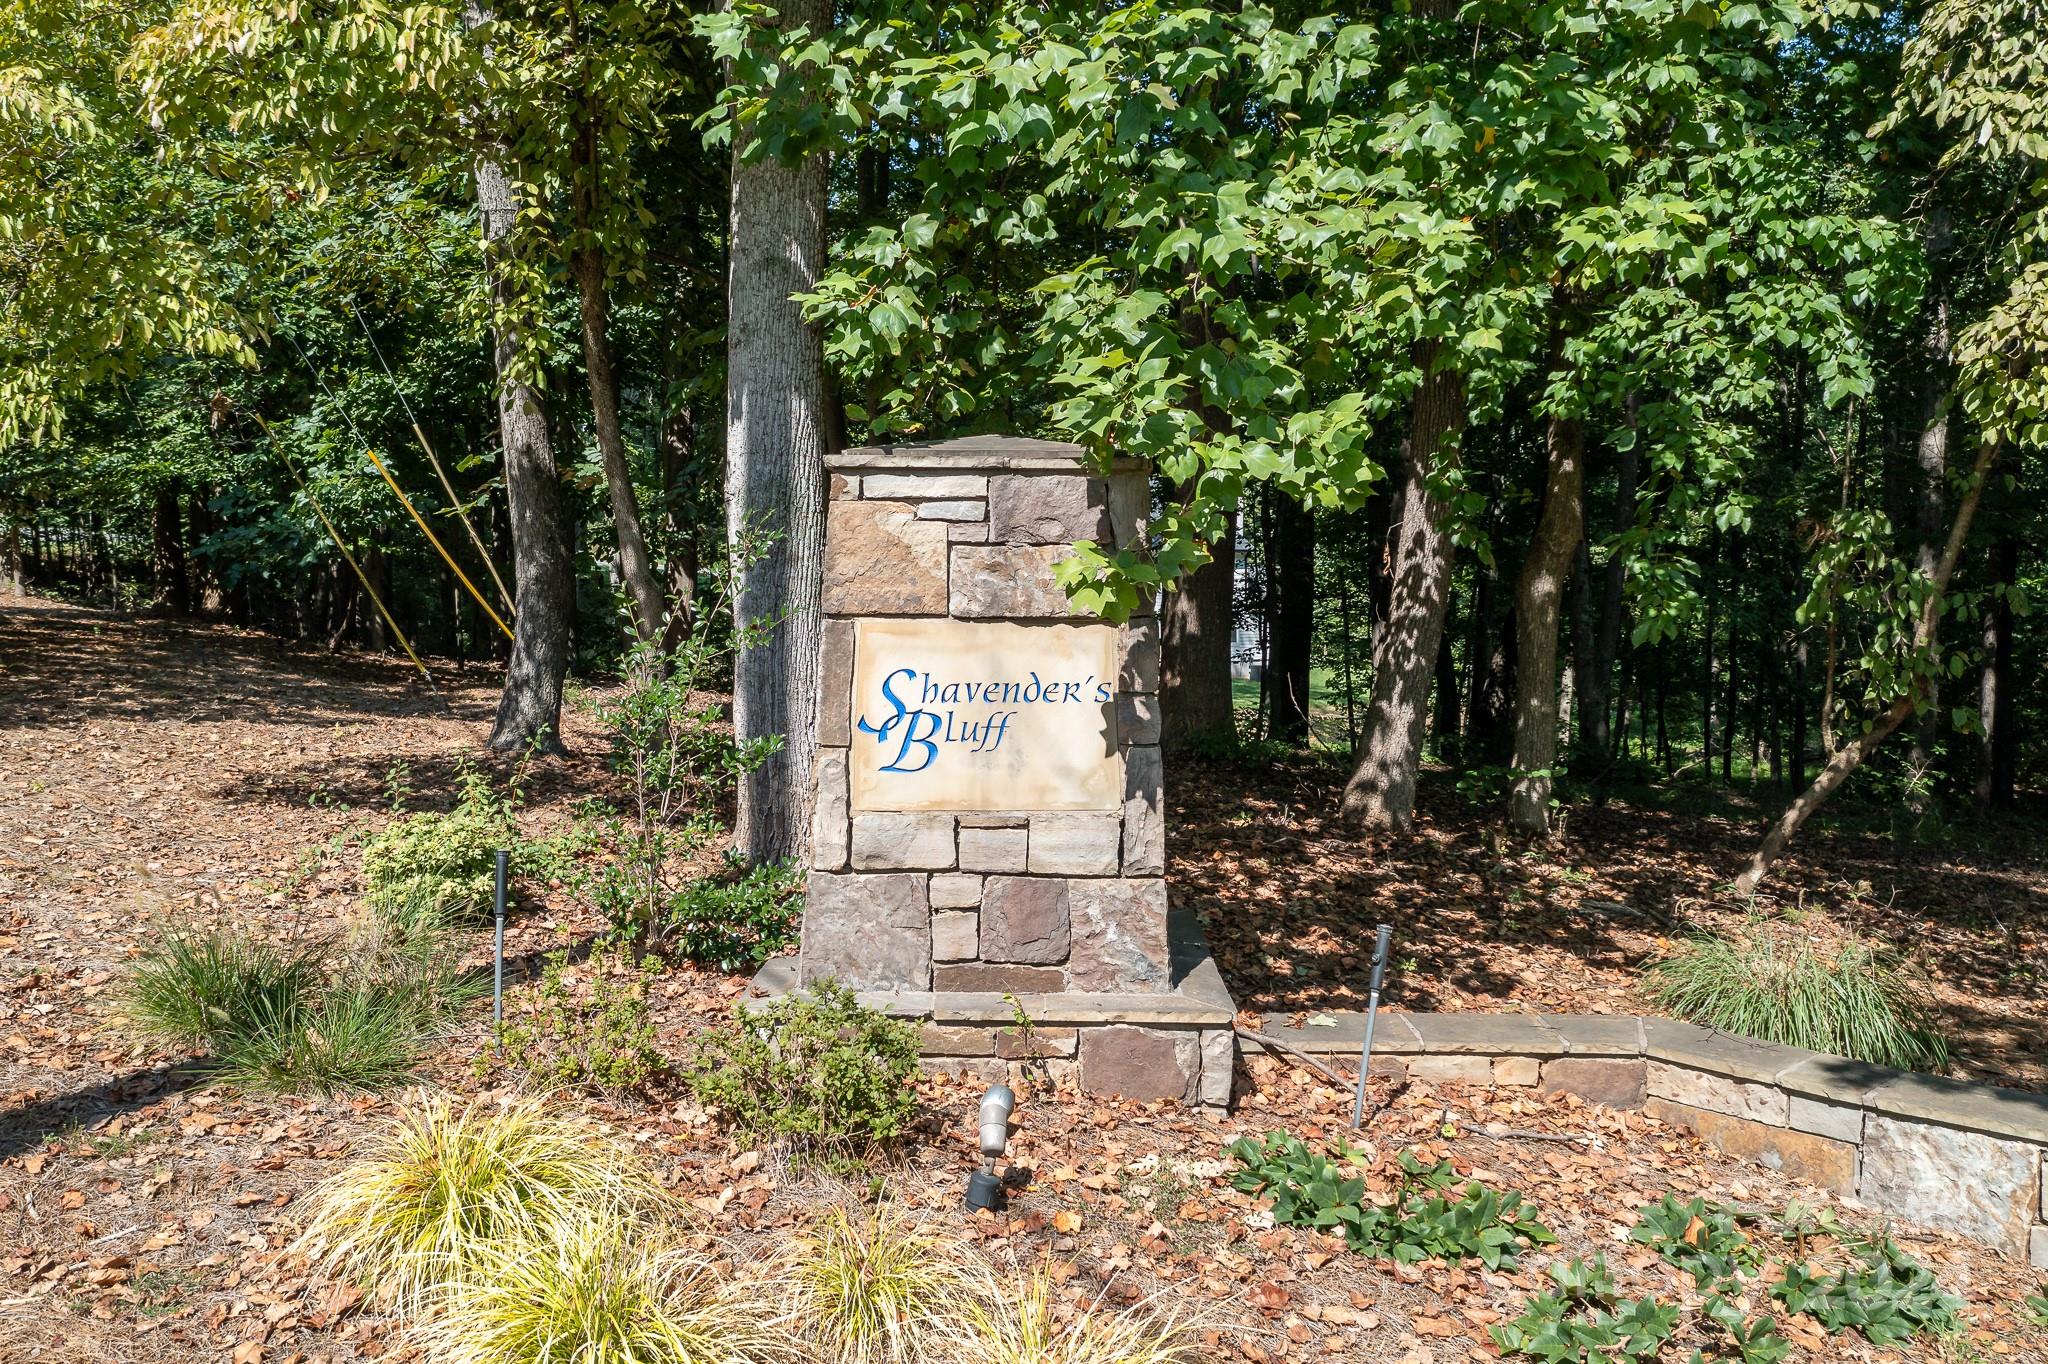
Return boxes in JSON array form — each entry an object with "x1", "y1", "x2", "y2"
[{"x1": 1250, "y1": 1011, "x2": 2048, "y2": 1265}]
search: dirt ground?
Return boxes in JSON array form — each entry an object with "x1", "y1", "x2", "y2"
[
  {"x1": 1175, "y1": 753, "x2": 2048, "y2": 1094},
  {"x1": 2, "y1": 594, "x2": 2045, "y2": 1364}
]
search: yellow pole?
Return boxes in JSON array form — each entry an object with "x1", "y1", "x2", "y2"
[
  {"x1": 361, "y1": 445, "x2": 515, "y2": 641},
  {"x1": 252, "y1": 415, "x2": 440, "y2": 696}
]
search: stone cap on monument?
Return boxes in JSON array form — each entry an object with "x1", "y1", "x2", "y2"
[{"x1": 828, "y1": 434, "x2": 1149, "y2": 474}]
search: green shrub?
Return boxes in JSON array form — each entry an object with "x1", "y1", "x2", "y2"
[
  {"x1": 1647, "y1": 923, "x2": 1949, "y2": 1072},
  {"x1": 1629, "y1": 1195, "x2": 1760, "y2": 1286},
  {"x1": 685, "y1": 980, "x2": 918, "y2": 1153},
  {"x1": 655, "y1": 859, "x2": 802, "y2": 972},
  {"x1": 1769, "y1": 1238, "x2": 1962, "y2": 1344},
  {"x1": 1227, "y1": 1134, "x2": 1554, "y2": 1269},
  {"x1": 1491, "y1": 1256, "x2": 1680, "y2": 1362},
  {"x1": 363, "y1": 761, "x2": 516, "y2": 921},
  {"x1": 496, "y1": 951, "x2": 670, "y2": 1095}
]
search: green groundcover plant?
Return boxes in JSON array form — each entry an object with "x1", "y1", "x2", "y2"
[{"x1": 1227, "y1": 1133, "x2": 1554, "y2": 1268}]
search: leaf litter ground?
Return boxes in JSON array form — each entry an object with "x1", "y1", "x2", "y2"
[{"x1": 2, "y1": 594, "x2": 2044, "y2": 1363}]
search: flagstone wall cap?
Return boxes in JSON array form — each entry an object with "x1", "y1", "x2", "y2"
[
  {"x1": 1773, "y1": 1056, "x2": 1901, "y2": 1105},
  {"x1": 829, "y1": 435, "x2": 1149, "y2": 473},
  {"x1": 1407, "y1": 1011, "x2": 1567, "y2": 1056},
  {"x1": 1862, "y1": 1071, "x2": 2048, "y2": 1142},
  {"x1": 1644, "y1": 1017, "x2": 1818, "y2": 1084},
  {"x1": 1548, "y1": 1014, "x2": 1648, "y2": 1055}
]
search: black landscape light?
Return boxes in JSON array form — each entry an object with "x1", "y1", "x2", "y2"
[
  {"x1": 492, "y1": 849, "x2": 510, "y2": 1028},
  {"x1": 965, "y1": 1083, "x2": 1015, "y2": 1211}
]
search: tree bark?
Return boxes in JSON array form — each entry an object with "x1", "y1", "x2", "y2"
[
  {"x1": 1577, "y1": 411, "x2": 1637, "y2": 761},
  {"x1": 725, "y1": 0, "x2": 831, "y2": 863},
  {"x1": 470, "y1": 0, "x2": 575, "y2": 754},
  {"x1": 1734, "y1": 438, "x2": 2000, "y2": 896},
  {"x1": 1341, "y1": 346, "x2": 1467, "y2": 828},
  {"x1": 4, "y1": 516, "x2": 22, "y2": 595},
  {"x1": 1430, "y1": 597, "x2": 1460, "y2": 759},
  {"x1": 1904, "y1": 280, "x2": 1951, "y2": 821},
  {"x1": 1263, "y1": 491, "x2": 1316, "y2": 745},
  {"x1": 1976, "y1": 534, "x2": 2018, "y2": 812},
  {"x1": 658, "y1": 332, "x2": 701, "y2": 642},
  {"x1": 1161, "y1": 503, "x2": 1238, "y2": 751},
  {"x1": 563, "y1": 33, "x2": 665, "y2": 651},
  {"x1": 151, "y1": 481, "x2": 189, "y2": 614},
  {"x1": 572, "y1": 249, "x2": 666, "y2": 646},
  {"x1": 1508, "y1": 414, "x2": 1586, "y2": 835}
]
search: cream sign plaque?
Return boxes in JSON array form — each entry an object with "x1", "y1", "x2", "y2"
[{"x1": 849, "y1": 618, "x2": 1121, "y2": 812}]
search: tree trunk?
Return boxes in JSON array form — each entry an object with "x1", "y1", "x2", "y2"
[
  {"x1": 1161, "y1": 503, "x2": 1238, "y2": 751},
  {"x1": 1264, "y1": 491, "x2": 1316, "y2": 745},
  {"x1": 1735, "y1": 439, "x2": 2000, "y2": 895},
  {"x1": 1577, "y1": 414, "x2": 1637, "y2": 761},
  {"x1": 658, "y1": 338, "x2": 701, "y2": 642},
  {"x1": 1904, "y1": 281, "x2": 1951, "y2": 822},
  {"x1": 1976, "y1": 534, "x2": 2018, "y2": 812},
  {"x1": 725, "y1": 0, "x2": 831, "y2": 863},
  {"x1": 4, "y1": 516, "x2": 22, "y2": 596},
  {"x1": 1430, "y1": 598, "x2": 1460, "y2": 759},
  {"x1": 1508, "y1": 414, "x2": 1586, "y2": 835},
  {"x1": 471, "y1": 1, "x2": 575, "y2": 754},
  {"x1": 1341, "y1": 346, "x2": 1467, "y2": 828},
  {"x1": 151, "y1": 481, "x2": 189, "y2": 613},
  {"x1": 1721, "y1": 604, "x2": 1738, "y2": 782},
  {"x1": 362, "y1": 547, "x2": 391, "y2": 653},
  {"x1": 572, "y1": 248, "x2": 666, "y2": 646},
  {"x1": 1465, "y1": 557, "x2": 1496, "y2": 738}
]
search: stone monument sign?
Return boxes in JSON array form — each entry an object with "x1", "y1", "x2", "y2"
[{"x1": 763, "y1": 435, "x2": 1236, "y2": 1110}]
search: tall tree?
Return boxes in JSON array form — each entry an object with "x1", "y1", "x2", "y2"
[
  {"x1": 1264, "y1": 491, "x2": 1317, "y2": 744},
  {"x1": 1735, "y1": 0, "x2": 2048, "y2": 890},
  {"x1": 715, "y1": 0, "x2": 832, "y2": 862},
  {"x1": 1342, "y1": 354, "x2": 1467, "y2": 825},
  {"x1": 1508, "y1": 400, "x2": 1586, "y2": 835}
]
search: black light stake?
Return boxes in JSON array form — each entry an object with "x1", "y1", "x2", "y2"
[
  {"x1": 1350, "y1": 923, "x2": 1394, "y2": 1129},
  {"x1": 492, "y1": 849, "x2": 510, "y2": 1028}
]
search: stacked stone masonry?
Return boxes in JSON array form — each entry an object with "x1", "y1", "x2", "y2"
[
  {"x1": 1248, "y1": 1011, "x2": 2048, "y2": 1265},
  {"x1": 787, "y1": 437, "x2": 1232, "y2": 1110}
]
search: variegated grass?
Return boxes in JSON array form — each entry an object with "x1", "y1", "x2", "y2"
[
  {"x1": 780, "y1": 1203, "x2": 975, "y2": 1364},
  {"x1": 935, "y1": 1262, "x2": 1206, "y2": 1364},
  {"x1": 294, "y1": 1093, "x2": 654, "y2": 1312},
  {"x1": 422, "y1": 1216, "x2": 783, "y2": 1364},
  {"x1": 1648, "y1": 922, "x2": 1949, "y2": 1072}
]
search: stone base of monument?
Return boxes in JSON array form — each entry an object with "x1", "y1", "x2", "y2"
[
  {"x1": 751, "y1": 905, "x2": 1237, "y2": 1114},
  {"x1": 786, "y1": 434, "x2": 1239, "y2": 1112}
]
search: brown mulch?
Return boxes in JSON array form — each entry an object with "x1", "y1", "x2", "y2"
[
  {"x1": 2, "y1": 592, "x2": 2045, "y2": 1364},
  {"x1": 1173, "y1": 752, "x2": 2048, "y2": 1093}
]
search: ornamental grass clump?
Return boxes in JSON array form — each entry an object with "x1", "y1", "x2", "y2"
[
  {"x1": 1647, "y1": 922, "x2": 1949, "y2": 1071},
  {"x1": 422, "y1": 1217, "x2": 779, "y2": 1364},
  {"x1": 781, "y1": 1203, "x2": 975, "y2": 1364},
  {"x1": 123, "y1": 927, "x2": 325, "y2": 1051},
  {"x1": 936, "y1": 1264, "x2": 1204, "y2": 1364},
  {"x1": 294, "y1": 1094, "x2": 653, "y2": 1312},
  {"x1": 120, "y1": 923, "x2": 473, "y2": 1094}
]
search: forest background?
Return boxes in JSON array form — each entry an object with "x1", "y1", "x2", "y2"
[{"x1": 4, "y1": 0, "x2": 2046, "y2": 893}]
